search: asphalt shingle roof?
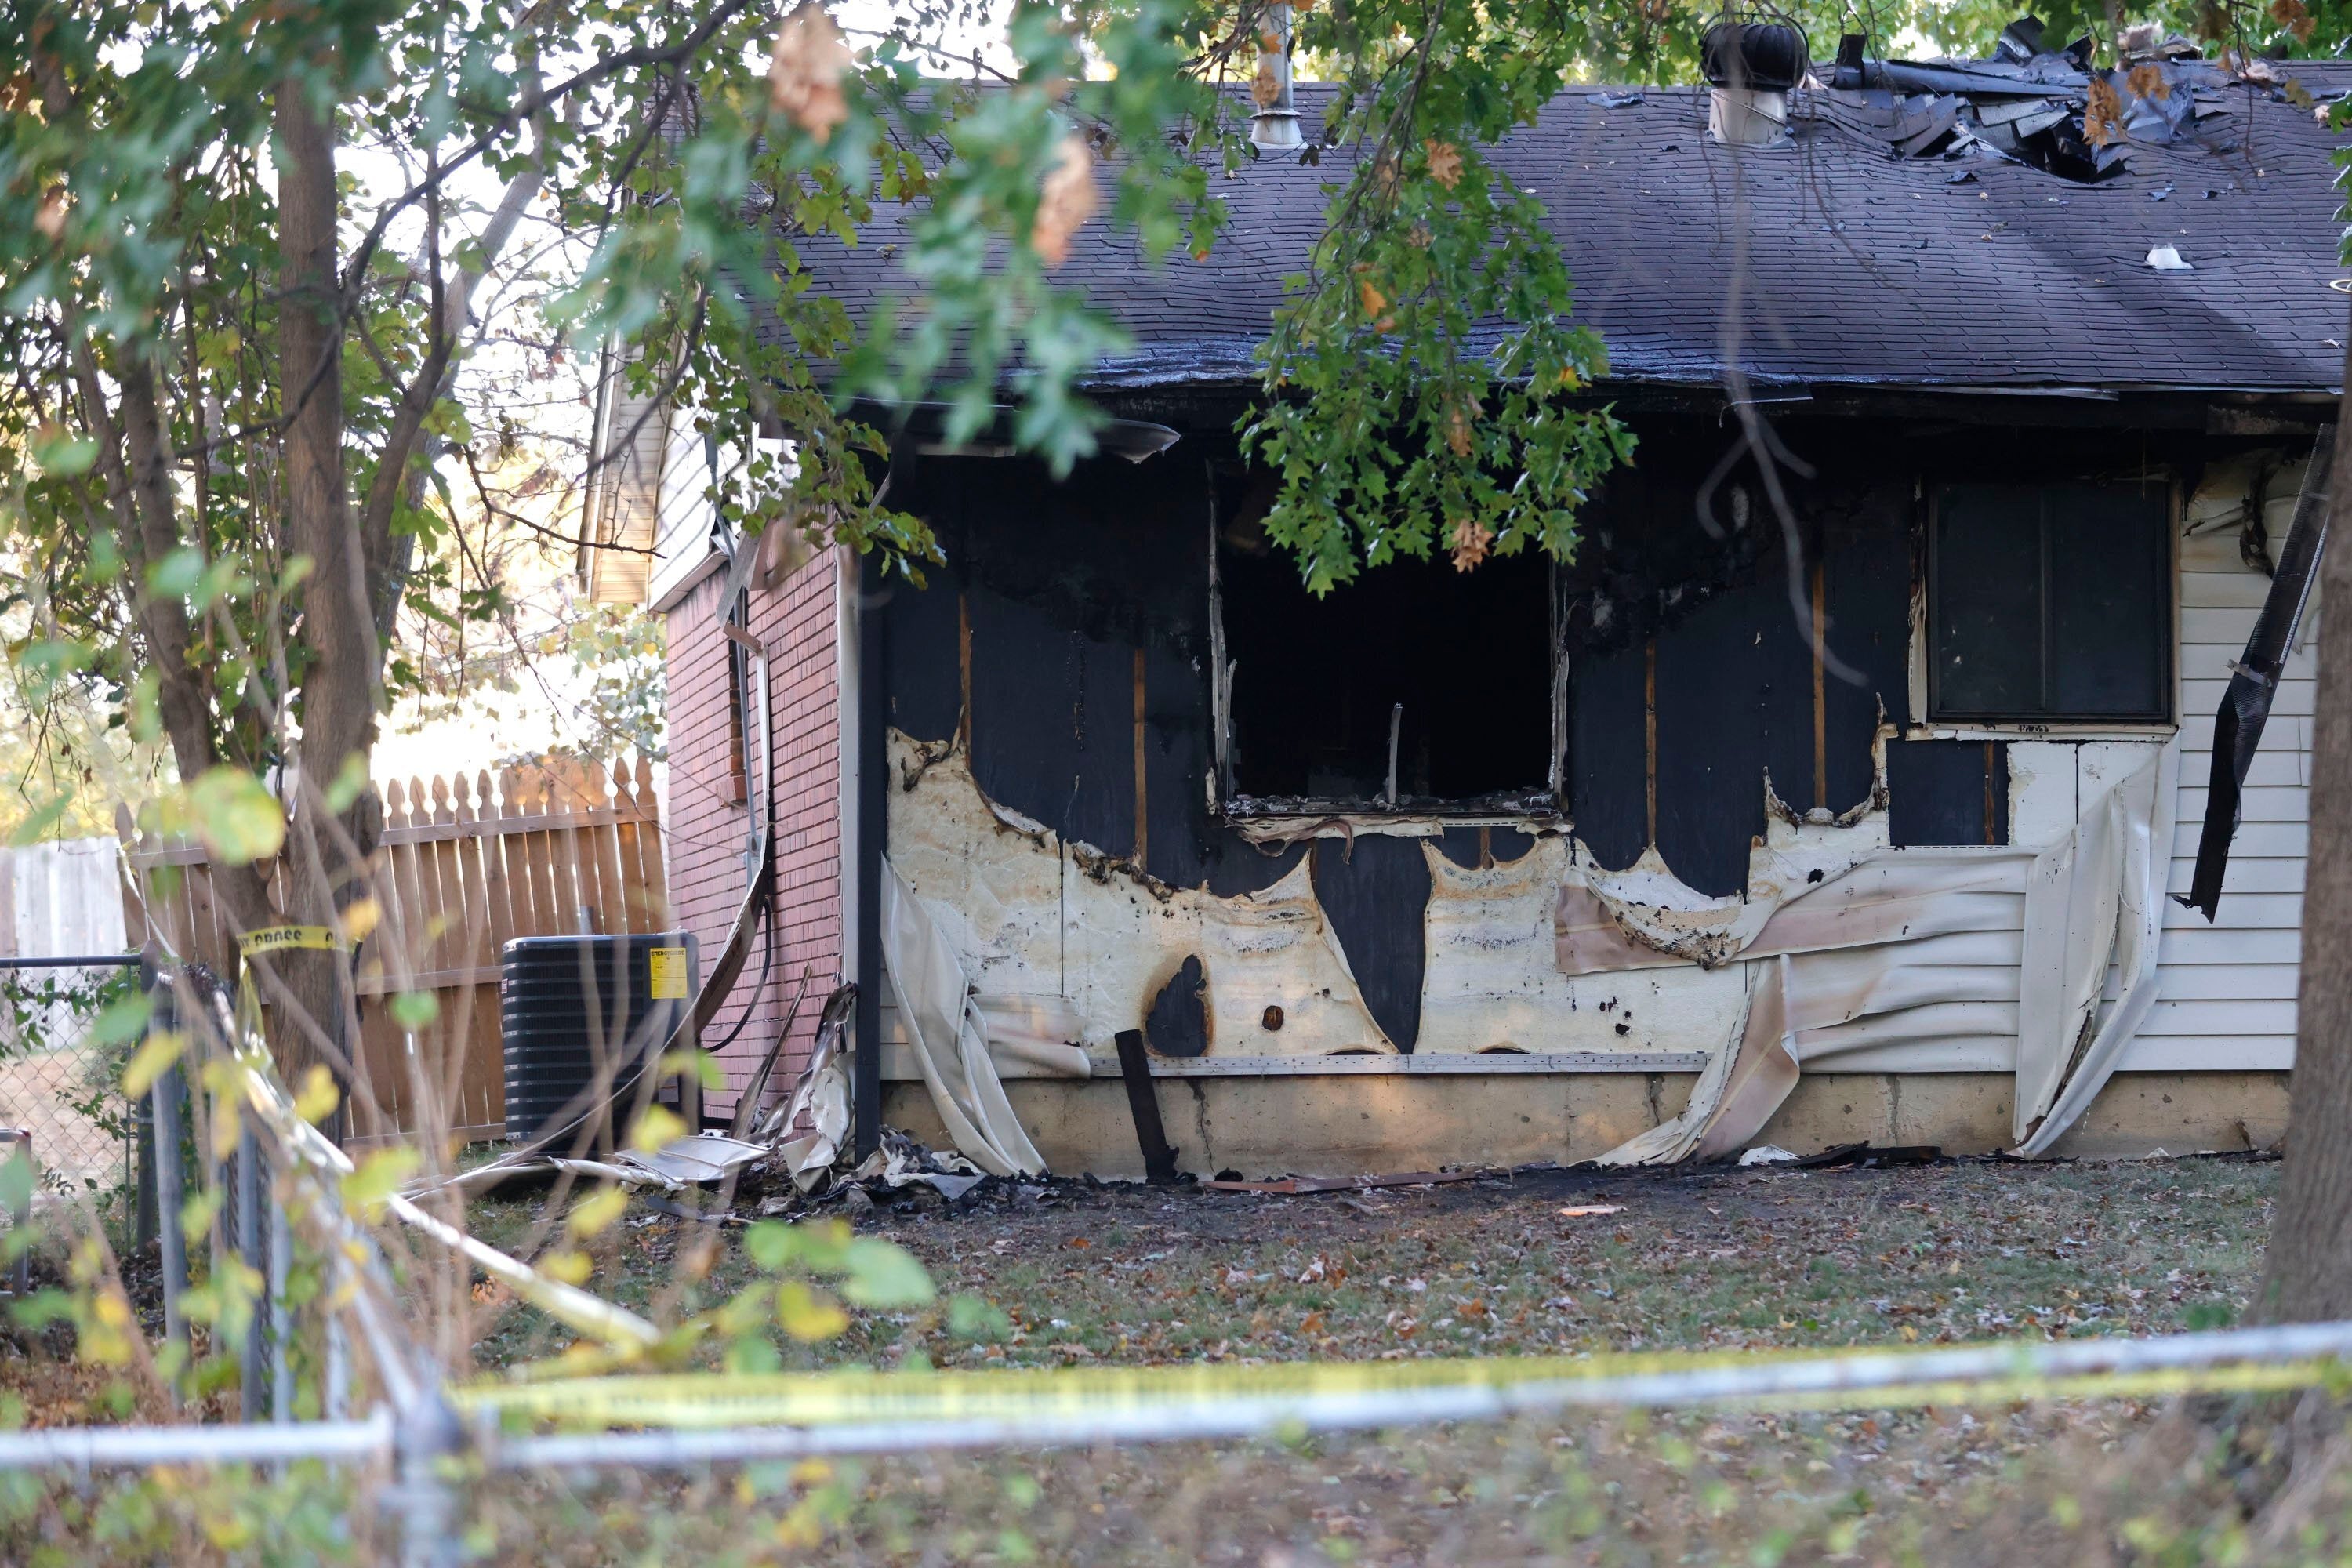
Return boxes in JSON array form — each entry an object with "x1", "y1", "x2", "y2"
[{"x1": 786, "y1": 73, "x2": 2352, "y2": 394}]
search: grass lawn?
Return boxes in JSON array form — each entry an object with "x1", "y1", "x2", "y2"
[
  {"x1": 433, "y1": 1156, "x2": 2303, "y2": 1567},
  {"x1": 465, "y1": 1152, "x2": 2274, "y2": 1374},
  {"x1": 2, "y1": 1153, "x2": 2311, "y2": 1566}
]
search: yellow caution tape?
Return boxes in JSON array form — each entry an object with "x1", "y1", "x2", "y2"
[
  {"x1": 238, "y1": 925, "x2": 349, "y2": 956},
  {"x1": 456, "y1": 1344, "x2": 2352, "y2": 1432}
]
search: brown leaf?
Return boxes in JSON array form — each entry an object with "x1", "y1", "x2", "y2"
[
  {"x1": 2272, "y1": 0, "x2": 2317, "y2": 41},
  {"x1": 1033, "y1": 132, "x2": 1099, "y2": 267},
  {"x1": 1445, "y1": 405, "x2": 1474, "y2": 457},
  {"x1": 1359, "y1": 278, "x2": 1389, "y2": 318},
  {"x1": 1449, "y1": 518, "x2": 1494, "y2": 572},
  {"x1": 1251, "y1": 60, "x2": 1282, "y2": 107},
  {"x1": 2083, "y1": 76, "x2": 2122, "y2": 147},
  {"x1": 769, "y1": 1, "x2": 851, "y2": 141},
  {"x1": 1425, "y1": 140, "x2": 1463, "y2": 188},
  {"x1": 2125, "y1": 63, "x2": 2170, "y2": 100}
]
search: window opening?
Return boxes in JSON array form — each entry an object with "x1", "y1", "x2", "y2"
[{"x1": 1215, "y1": 531, "x2": 1559, "y2": 812}]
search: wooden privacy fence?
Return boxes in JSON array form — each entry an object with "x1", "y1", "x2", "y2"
[{"x1": 116, "y1": 757, "x2": 670, "y2": 1143}]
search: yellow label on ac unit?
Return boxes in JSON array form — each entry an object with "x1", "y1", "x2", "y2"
[{"x1": 648, "y1": 946, "x2": 689, "y2": 1000}]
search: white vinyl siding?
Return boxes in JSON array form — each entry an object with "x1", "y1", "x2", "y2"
[{"x1": 2129, "y1": 454, "x2": 2317, "y2": 1072}]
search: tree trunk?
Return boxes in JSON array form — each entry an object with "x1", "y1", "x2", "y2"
[
  {"x1": 2256, "y1": 332, "x2": 2352, "y2": 1324},
  {"x1": 267, "y1": 79, "x2": 376, "y2": 1119}
]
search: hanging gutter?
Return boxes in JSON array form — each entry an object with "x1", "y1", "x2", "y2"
[{"x1": 2181, "y1": 426, "x2": 2335, "y2": 920}]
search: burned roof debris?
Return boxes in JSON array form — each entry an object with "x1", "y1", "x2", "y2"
[{"x1": 1815, "y1": 16, "x2": 2256, "y2": 182}]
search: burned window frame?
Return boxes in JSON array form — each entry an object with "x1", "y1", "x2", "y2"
[
  {"x1": 1207, "y1": 524, "x2": 1570, "y2": 822},
  {"x1": 1913, "y1": 477, "x2": 2179, "y2": 733}
]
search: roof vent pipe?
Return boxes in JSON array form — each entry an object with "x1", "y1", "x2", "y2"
[
  {"x1": 1250, "y1": 4, "x2": 1301, "y2": 152},
  {"x1": 1701, "y1": 20, "x2": 1806, "y2": 146}
]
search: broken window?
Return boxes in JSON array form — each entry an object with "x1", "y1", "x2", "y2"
[
  {"x1": 1927, "y1": 482, "x2": 2171, "y2": 724},
  {"x1": 1215, "y1": 535, "x2": 1557, "y2": 811}
]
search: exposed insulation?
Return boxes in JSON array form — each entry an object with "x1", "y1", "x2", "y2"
[
  {"x1": 885, "y1": 731, "x2": 1396, "y2": 1058},
  {"x1": 1417, "y1": 837, "x2": 1749, "y2": 1056}
]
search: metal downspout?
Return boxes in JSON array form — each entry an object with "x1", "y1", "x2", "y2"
[{"x1": 854, "y1": 546, "x2": 887, "y2": 1162}]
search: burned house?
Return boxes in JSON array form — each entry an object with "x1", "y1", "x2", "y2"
[{"x1": 586, "y1": 34, "x2": 2348, "y2": 1177}]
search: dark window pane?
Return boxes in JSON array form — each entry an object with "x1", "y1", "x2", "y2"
[
  {"x1": 2049, "y1": 486, "x2": 2169, "y2": 719},
  {"x1": 1933, "y1": 485, "x2": 2044, "y2": 717}
]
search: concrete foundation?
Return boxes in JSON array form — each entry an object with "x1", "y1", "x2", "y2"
[{"x1": 881, "y1": 1070, "x2": 2292, "y2": 1180}]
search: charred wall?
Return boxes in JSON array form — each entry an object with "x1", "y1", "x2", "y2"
[
  {"x1": 1562, "y1": 421, "x2": 1912, "y2": 894},
  {"x1": 877, "y1": 414, "x2": 2219, "y2": 1049}
]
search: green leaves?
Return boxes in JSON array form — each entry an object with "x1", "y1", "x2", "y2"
[
  {"x1": 840, "y1": 1237, "x2": 938, "y2": 1308},
  {"x1": 29, "y1": 427, "x2": 98, "y2": 479},
  {"x1": 339, "y1": 1146, "x2": 421, "y2": 1215},
  {"x1": 1242, "y1": 1, "x2": 1635, "y2": 591},
  {"x1": 743, "y1": 1218, "x2": 937, "y2": 1341},
  {"x1": 387, "y1": 990, "x2": 440, "y2": 1029},
  {"x1": 181, "y1": 768, "x2": 285, "y2": 866}
]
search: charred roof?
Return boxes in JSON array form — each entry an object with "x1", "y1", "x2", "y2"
[{"x1": 777, "y1": 46, "x2": 2351, "y2": 398}]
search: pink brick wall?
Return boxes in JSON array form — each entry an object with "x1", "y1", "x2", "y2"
[{"x1": 662, "y1": 548, "x2": 845, "y2": 1123}]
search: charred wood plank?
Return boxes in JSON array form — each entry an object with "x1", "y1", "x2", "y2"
[{"x1": 1113, "y1": 1029, "x2": 1181, "y2": 1185}]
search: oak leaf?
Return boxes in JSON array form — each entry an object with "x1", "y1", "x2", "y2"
[
  {"x1": 769, "y1": 1, "x2": 851, "y2": 140},
  {"x1": 1450, "y1": 517, "x2": 1494, "y2": 572}
]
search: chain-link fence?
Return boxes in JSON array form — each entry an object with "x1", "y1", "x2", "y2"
[{"x1": 0, "y1": 956, "x2": 140, "y2": 1197}]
